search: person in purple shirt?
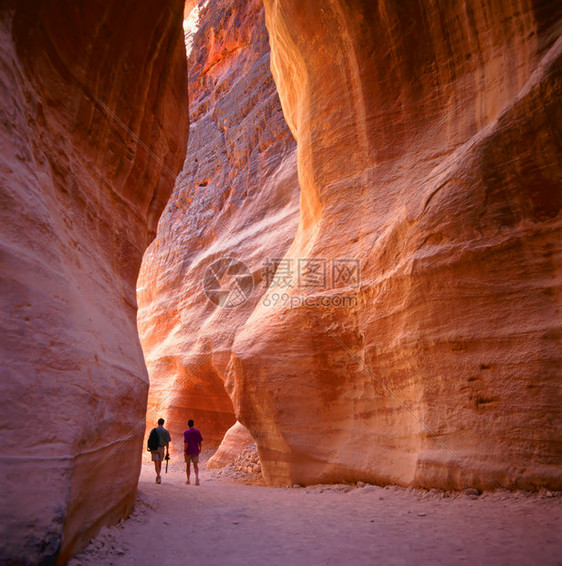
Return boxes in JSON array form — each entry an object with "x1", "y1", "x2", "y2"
[{"x1": 184, "y1": 419, "x2": 203, "y2": 486}]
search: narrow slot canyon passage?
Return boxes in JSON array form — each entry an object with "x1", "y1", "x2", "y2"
[{"x1": 1, "y1": 0, "x2": 561, "y2": 564}]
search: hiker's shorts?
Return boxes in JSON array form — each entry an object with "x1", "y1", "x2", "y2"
[
  {"x1": 184, "y1": 453, "x2": 199, "y2": 463},
  {"x1": 151, "y1": 447, "x2": 165, "y2": 461}
]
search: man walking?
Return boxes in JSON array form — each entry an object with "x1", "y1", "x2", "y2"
[
  {"x1": 184, "y1": 419, "x2": 203, "y2": 486},
  {"x1": 150, "y1": 418, "x2": 171, "y2": 484}
]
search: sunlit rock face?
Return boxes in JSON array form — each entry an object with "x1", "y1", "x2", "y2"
[
  {"x1": 0, "y1": 1, "x2": 187, "y2": 563},
  {"x1": 207, "y1": 421, "x2": 255, "y2": 468},
  {"x1": 137, "y1": 0, "x2": 299, "y2": 451},
  {"x1": 227, "y1": 0, "x2": 562, "y2": 489}
]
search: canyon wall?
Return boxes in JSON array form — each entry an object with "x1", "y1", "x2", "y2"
[
  {"x1": 137, "y1": 0, "x2": 299, "y2": 451},
  {"x1": 226, "y1": 0, "x2": 562, "y2": 489},
  {"x1": 0, "y1": 1, "x2": 188, "y2": 563},
  {"x1": 136, "y1": 0, "x2": 561, "y2": 492}
]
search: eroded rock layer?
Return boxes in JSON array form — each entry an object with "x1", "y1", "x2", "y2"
[
  {"x1": 226, "y1": 0, "x2": 562, "y2": 489},
  {"x1": 137, "y1": 0, "x2": 299, "y2": 451},
  {"x1": 0, "y1": 1, "x2": 188, "y2": 563},
  {"x1": 207, "y1": 421, "x2": 255, "y2": 468}
]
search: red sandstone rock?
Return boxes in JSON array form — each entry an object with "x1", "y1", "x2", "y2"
[
  {"x1": 225, "y1": 0, "x2": 562, "y2": 489},
  {"x1": 137, "y1": 0, "x2": 299, "y2": 453},
  {"x1": 206, "y1": 421, "x2": 255, "y2": 468},
  {"x1": 0, "y1": 1, "x2": 187, "y2": 563}
]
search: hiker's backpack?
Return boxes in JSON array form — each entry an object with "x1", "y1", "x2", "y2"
[{"x1": 147, "y1": 428, "x2": 160, "y2": 451}]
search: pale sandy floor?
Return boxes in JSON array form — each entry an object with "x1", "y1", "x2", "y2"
[{"x1": 70, "y1": 456, "x2": 562, "y2": 566}]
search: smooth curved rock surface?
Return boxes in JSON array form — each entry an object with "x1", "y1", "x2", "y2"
[
  {"x1": 137, "y1": 0, "x2": 299, "y2": 452},
  {"x1": 225, "y1": 0, "x2": 562, "y2": 489},
  {"x1": 207, "y1": 421, "x2": 255, "y2": 468},
  {"x1": 0, "y1": 1, "x2": 188, "y2": 563}
]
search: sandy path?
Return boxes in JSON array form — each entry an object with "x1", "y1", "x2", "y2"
[{"x1": 70, "y1": 458, "x2": 561, "y2": 566}]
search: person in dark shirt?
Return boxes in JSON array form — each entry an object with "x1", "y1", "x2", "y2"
[
  {"x1": 183, "y1": 419, "x2": 203, "y2": 486},
  {"x1": 151, "y1": 418, "x2": 171, "y2": 484}
]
